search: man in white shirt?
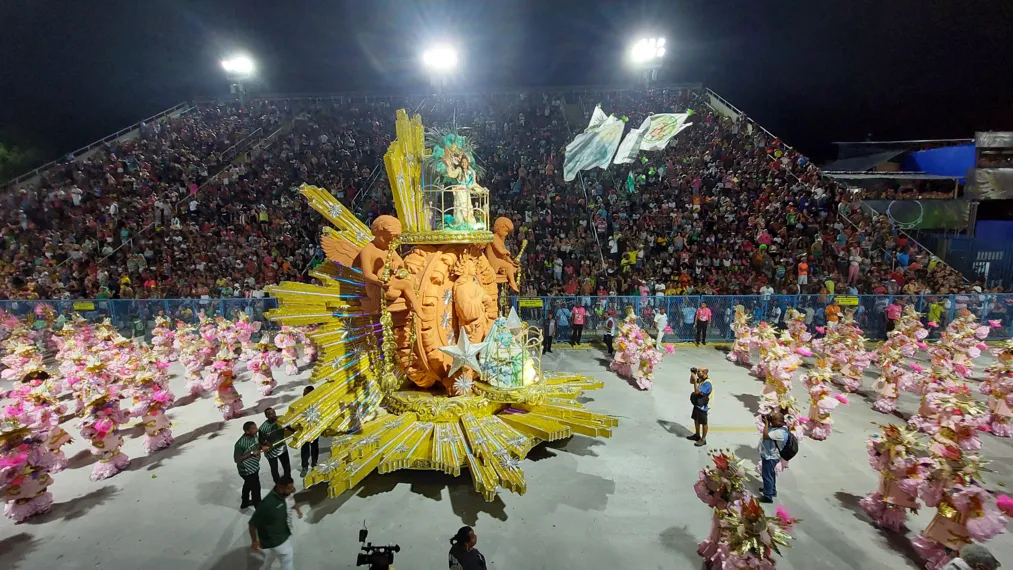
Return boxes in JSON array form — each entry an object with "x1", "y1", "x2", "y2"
[{"x1": 653, "y1": 308, "x2": 668, "y2": 349}]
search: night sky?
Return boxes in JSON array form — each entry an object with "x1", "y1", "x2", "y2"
[{"x1": 1, "y1": 0, "x2": 1011, "y2": 164}]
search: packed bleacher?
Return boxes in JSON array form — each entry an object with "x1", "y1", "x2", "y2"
[{"x1": 1, "y1": 88, "x2": 991, "y2": 301}]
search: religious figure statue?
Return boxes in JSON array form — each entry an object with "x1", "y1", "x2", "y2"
[
  {"x1": 353, "y1": 215, "x2": 420, "y2": 315},
  {"x1": 485, "y1": 217, "x2": 520, "y2": 292}
]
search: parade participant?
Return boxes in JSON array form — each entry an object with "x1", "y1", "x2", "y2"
[
  {"x1": 150, "y1": 316, "x2": 176, "y2": 361},
  {"x1": 727, "y1": 305, "x2": 755, "y2": 366},
  {"x1": 249, "y1": 476, "x2": 297, "y2": 569},
  {"x1": 236, "y1": 313, "x2": 263, "y2": 361},
  {"x1": 299, "y1": 386, "x2": 320, "y2": 478},
  {"x1": 543, "y1": 314, "x2": 556, "y2": 355},
  {"x1": 236, "y1": 421, "x2": 266, "y2": 509},
  {"x1": 982, "y1": 340, "x2": 1013, "y2": 437},
  {"x1": 205, "y1": 347, "x2": 244, "y2": 420},
  {"x1": 653, "y1": 307, "x2": 668, "y2": 352},
  {"x1": 3, "y1": 370, "x2": 74, "y2": 472},
  {"x1": 694, "y1": 450, "x2": 752, "y2": 567},
  {"x1": 570, "y1": 302, "x2": 586, "y2": 346},
  {"x1": 872, "y1": 306, "x2": 926, "y2": 413},
  {"x1": 259, "y1": 407, "x2": 291, "y2": 484},
  {"x1": 78, "y1": 386, "x2": 131, "y2": 481},
  {"x1": 248, "y1": 339, "x2": 282, "y2": 396},
  {"x1": 610, "y1": 306, "x2": 663, "y2": 390},
  {"x1": 800, "y1": 359, "x2": 847, "y2": 441},
  {"x1": 177, "y1": 324, "x2": 210, "y2": 397},
  {"x1": 128, "y1": 368, "x2": 176, "y2": 453},
  {"x1": 275, "y1": 326, "x2": 299, "y2": 376},
  {"x1": 295, "y1": 326, "x2": 317, "y2": 363},
  {"x1": 859, "y1": 424, "x2": 932, "y2": 532},
  {"x1": 0, "y1": 421, "x2": 57, "y2": 522}
]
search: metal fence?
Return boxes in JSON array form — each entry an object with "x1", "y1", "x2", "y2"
[
  {"x1": 510, "y1": 294, "x2": 1013, "y2": 343},
  {"x1": 0, "y1": 298, "x2": 279, "y2": 341},
  {"x1": 4, "y1": 294, "x2": 1012, "y2": 344}
]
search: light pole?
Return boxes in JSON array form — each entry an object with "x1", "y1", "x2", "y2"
[
  {"x1": 629, "y1": 37, "x2": 665, "y2": 88},
  {"x1": 221, "y1": 54, "x2": 255, "y2": 107},
  {"x1": 421, "y1": 44, "x2": 459, "y2": 93}
]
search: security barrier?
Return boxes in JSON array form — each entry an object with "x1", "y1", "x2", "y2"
[{"x1": 2, "y1": 294, "x2": 1010, "y2": 343}]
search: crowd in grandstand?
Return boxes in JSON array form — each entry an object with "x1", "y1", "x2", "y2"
[{"x1": 0, "y1": 88, "x2": 993, "y2": 301}]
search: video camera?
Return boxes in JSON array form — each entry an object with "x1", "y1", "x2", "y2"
[{"x1": 356, "y1": 523, "x2": 400, "y2": 569}]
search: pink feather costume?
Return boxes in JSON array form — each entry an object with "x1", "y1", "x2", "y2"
[
  {"x1": 0, "y1": 421, "x2": 58, "y2": 522},
  {"x1": 78, "y1": 388, "x2": 131, "y2": 481},
  {"x1": 203, "y1": 348, "x2": 244, "y2": 420},
  {"x1": 859, "y1": 424, "x2": 931, "y2": 533},
  {"x1": 275, "y1": 327, "x2": 300, "y2": 376},
  {"x1": 981, "y1": 340, "x2": 1013, "y2": 437},
  {"x1": 609, "y1": 313, "x2": 663, "y2": 390}
]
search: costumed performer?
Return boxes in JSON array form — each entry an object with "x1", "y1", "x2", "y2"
[
  {"x1": 248, "y1": 339, "x2": 281, "y2": 396},
  {"x1": 609, "y1": 306, "x2": 663, "y2": 390},
  {"x1": 982, "y1": 340, "x2": 1013, "y2": 437},
  {"x1": 695, "y1": 450, "x2": 752, "y2": 567},
  {"x1": 274, "y1": 326, "x2": 300, "y2": 376},
  {"x1": 128, "y1": 368, "x2": 176, "y2": 453},
  {"x1": 150, "y1": 315, "x2": 176, "y2": 361},
  {"x1": 78, "y1": 386, "x2": 130, "y2": 481},
  {"x1": 204, "y1": 347, "x2": 244, "y2": 420},
  {"x1": 799, "y1": 358, "x2": 847, "y2": 441},
  {"x1": 0, "y1": 420, "x2": 57, "y2": 522},
  {"x1": 727, "y1": 305, "x2": 754, "y2": 366},
  {"x1": 859, "y1": 424, "x2": 932, "y2": 532}
]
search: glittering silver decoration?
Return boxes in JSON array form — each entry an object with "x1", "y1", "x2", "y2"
[
  {"x1": 447, "y1": 330, "x2": 455, "y2": 345},
  {"x1": 316, "y1": 459, "x2": 344, "y2": 474},
  {"x1": 470, "y1": 437, "x2": 487, "y2": 447},
  {"x1": 453, "y1": 375, "x2": 475, "y2": 397},
  {"x1": 396, "y1": 172, "x2": 406, "y2": 195},
  {"x1": 328, "y1": 204, "x2": 343, "y2": 219},
  {"x1": 494, "y1": 449, "x2": 521, "y2": 470},
  {"x1": 393, "y1": 444, "x2": 411, "y2": 455},
  {"x1": 360, "y1": 435, "x2": 381, "y2": 446},
  {"x1": 442, "y1": 290, "x2": 454, "y2": 306},
  {"x1": 441, "y1": 312, "x2": 452, "y2": 330},
  {"x1": 302, "y1": 404, "x2": 322, "y2": 425}
]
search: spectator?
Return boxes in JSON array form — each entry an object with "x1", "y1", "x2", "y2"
[
  {"x1": 825, "y1": 298, "x2": 841, "y2": 329},
  {"x1": 885, "y1": 298, "x2": 903, "y2": 332},
  {"x1": 543, "y1": 314, "x2": 556, "y2": 354}
]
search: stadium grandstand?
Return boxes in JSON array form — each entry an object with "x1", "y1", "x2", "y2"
[{"x1": 0, "y1": 86, "x2": 990, "y2": 310}]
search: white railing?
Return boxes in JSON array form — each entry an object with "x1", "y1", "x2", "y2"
[{"x1": 3, "y1": 102, "x2": 195, "y2": 188}]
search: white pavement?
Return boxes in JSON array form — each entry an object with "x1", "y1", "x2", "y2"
[{"x1": 2, "y1": 345, "x2": 1013, "y2": 570}]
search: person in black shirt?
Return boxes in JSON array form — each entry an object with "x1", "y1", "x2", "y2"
[{"x1": 448, "y1": 526, "x2": 487, "y2": 570}]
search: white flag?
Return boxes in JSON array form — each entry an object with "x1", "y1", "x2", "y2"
[
  {"x1": 563, "y1": 108, "x2": 626, "y2": 182},
  {"x1": 613, "y1": 113, "x2": 693, "y2": 164}
]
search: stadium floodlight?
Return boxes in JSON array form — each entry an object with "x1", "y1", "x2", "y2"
[
  {"x1": 421, "y1": 44, "x2": 459, "y2": 73},
  {"x1": 221, "y1": 55, "x2": 255, "y2": 77},
  {"x1": 630, "y1": 37, "x2": 666, "y2": 65}
]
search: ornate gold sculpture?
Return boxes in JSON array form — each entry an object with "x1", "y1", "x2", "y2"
[{"x1": 266, "y1": 111, "x2": 616, "y2": 501}]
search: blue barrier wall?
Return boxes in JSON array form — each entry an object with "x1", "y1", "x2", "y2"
[{"x1": 3, "y1": 294, "x2": 1011, "y2": 343}]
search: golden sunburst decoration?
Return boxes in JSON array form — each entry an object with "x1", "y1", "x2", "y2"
[{"x1": 266, "y1": 111, "x2": 616, "y2": 502}]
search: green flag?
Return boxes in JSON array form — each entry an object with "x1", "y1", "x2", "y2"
[{"x1": 627, "y1": 171, "x2": 635, "y2": 194}]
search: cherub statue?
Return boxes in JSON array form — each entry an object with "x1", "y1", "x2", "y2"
[
  {"x1": 485, "y1": 217, "x2": 520, "y2": 292},
  {"x1": 353, "y1": 215, "x2": 420, "y2": 315}
]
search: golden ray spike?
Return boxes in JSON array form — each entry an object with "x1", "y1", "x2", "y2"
[{"x1": 300, "y1": 184, "x2": 372, "y2": 243}]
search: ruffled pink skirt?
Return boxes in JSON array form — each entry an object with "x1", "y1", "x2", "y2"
[
  {"x1": 4, "y1": 491, "x2": 53, "y2": 522},
  {"x1": 143, "y1": 430, "x2": 174, "y2": 453},
  {"x1": 91, "y1": 451, "x2": 129, "y2": 481}
]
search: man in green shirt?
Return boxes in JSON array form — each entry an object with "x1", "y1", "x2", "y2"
[
  {"x1": 235, "y1": 421, "x2": 267, "y2": 509},
  {"x1": 259, "y1": 408, "x2": 291, "y2": 483},
  {"x1": 249, "y1": 475, "x2": 296, "y2": 570}
]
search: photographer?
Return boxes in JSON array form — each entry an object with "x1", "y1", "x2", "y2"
[
  {"x1": 758, "y1": 411, "x2": 789, "y2": 503},
  {"x1": 686, "y1": 368, "x2": 712, "y2": 447},
  {"x1": 449, "y1": 526, "x2": 487, "y2": 570}
]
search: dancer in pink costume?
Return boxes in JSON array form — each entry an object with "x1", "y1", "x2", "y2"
[
  {"x1": 812, "y1": 315, "x2": 873, "y2": 392},
  {"x1": 701, "y1": 491, "x2": 799, "y2": 569},
  {"x1": 3, "y1": 368, "x2": 74, "y2": 473},
  {"x1": 177, "y1": 325, "x2": 212, "y2": 397},
  {"x1": 784, "y1": 307, "x2": 812, "y2": 347},
  {"x1": 748, "y1": 322, "x2": 779, "y2": 380},
  {"x1": 150, "y1": 315, "x2": 176, "y2": 362},
  {"x1": 938, "y1": 311, "x2": 994, "y2": 377},
  {"x1": 204, "y1": 347, "x2": 244, "y2": 420},
  {"x1": 609, "y1": 307, "x2": 663, "y2": 390},
  {"x1": 275, "y1": 326, "x2": 300, "y2": 375},
  {"x1": 248, "y1": 339, "x2": 282, "y2": 396},
  {"x1": 78, "y1": 386, "x2": 130, "y2": 481},
  {"x1": 295, "y1": 325, "x2": 318, "y2": 363},
  {"x1": 873, "y1": 307, "x2": 927, "y2": 413},
  {"x1": 695, "y1": 450, "x2": 752, "y2": 567},
  {"x1": 726, "y1": 305, "x2": 755, "y2": 366},
  {"x1": 981, "y1": 340, "x2": 1013, "y2": 437},
  {"x1": 912, "y1": 412, "x2": 1006, "y2": 569},
  {"x1": 1, "y1": 341, "x2": 45, "y2": 383},
  {"x1": 859, "y1": 424, "x2": 932, "y2": 532},
  {"x1": 235, "y1": 314, "x2": 262, "y2": 361},
  {"x1": 0, "y1": 421, "x2": 58, "y2": 522},
  {"x1": 127, "y1": 367, "x2": 176, "y2": 453},
  {"x1": 799, "y1": 359, "x2": 848, "y2": 441}
]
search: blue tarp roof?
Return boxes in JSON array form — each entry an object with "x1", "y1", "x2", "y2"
[{"x1": 901, "y1": 143, "x2": 975, "y2": 181}]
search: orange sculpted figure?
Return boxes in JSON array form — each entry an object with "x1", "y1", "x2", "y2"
[
  {"x1": 353, "y1": 215, "x2": 420, "y2": 315},
  {"x1": 485, "y1": 217, "x2": 519, "y2": 292}
]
